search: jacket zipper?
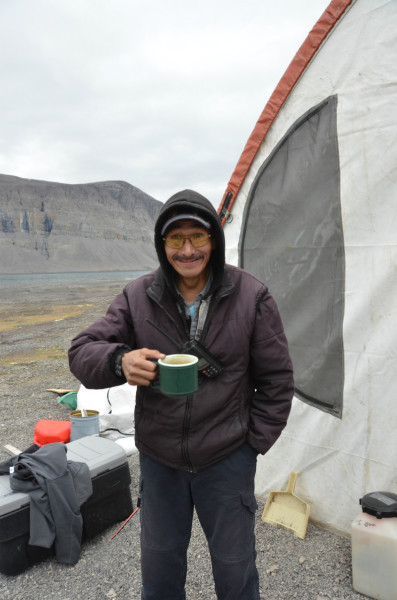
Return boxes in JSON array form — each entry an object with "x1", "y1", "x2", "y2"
[
  {"x1": 146, "y1": 282, "x2": 233, "y2": 472},
  {"x1": 147, "y1": 286, "x2": 193, "y2": 470},
  {"x1": 198, "y1": 287, "x2": 233, "y2": 343},
  {"x1": 179, "y1": 289, "x2": 233, "y2": 471}
]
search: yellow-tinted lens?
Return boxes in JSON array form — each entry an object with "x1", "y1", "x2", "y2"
[
  {"x1": 163, "y1": 233, "x2": 211, "y2": 249},
  {"x1": 164, "y1": 235, "x2": 184, "y2": 248},
  {"x1": 190, "y1": 233, "x2": 210, "y2": 247}
]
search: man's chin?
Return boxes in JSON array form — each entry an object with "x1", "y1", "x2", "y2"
[
  {"x1": 174, "y1": 261, "x2": 206, "y2": 279},
  {"x1": 177, "y1": 267, "x2": 202, "y2": 278}
]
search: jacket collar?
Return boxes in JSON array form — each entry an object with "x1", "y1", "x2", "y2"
[{"x1": 147, "y1": 265, "x2": 235, "y2": 304}]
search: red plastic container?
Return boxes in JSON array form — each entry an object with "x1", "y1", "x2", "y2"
[{"x1": 33, "y1": 419, "x2": 71, "y2": 445}]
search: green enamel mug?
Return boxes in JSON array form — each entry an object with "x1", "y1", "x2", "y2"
[{"x1": 151, "y1": 354, "x2": 198, "y2": 396}]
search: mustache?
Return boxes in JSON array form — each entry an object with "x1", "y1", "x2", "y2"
[{"x1": 174, "y1": 253, "x2": 204, "y2": 262}]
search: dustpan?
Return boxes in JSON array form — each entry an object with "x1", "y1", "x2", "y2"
[{"x1": 261, "y1": 471, "x2": 310, "y2": 539}]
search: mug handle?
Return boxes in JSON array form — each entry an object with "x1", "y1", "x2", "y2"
[{"x1": 149, "y1": 359, "x2": 160, "y2": 389}]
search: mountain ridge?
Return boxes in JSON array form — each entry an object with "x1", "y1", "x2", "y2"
[{"x1": 0, "y1": 174, "x2": 162, "y2": 274}]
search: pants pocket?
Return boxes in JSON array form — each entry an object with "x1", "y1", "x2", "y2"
[{"x1": 241, "y1": 491, "x2": 258, "y2": 516}]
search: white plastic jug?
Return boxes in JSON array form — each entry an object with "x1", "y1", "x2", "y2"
[{"x1": 351, "y1": 491, "x2": 397, "y2": 600}]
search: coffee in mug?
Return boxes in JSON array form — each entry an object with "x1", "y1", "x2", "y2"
[{"x1": 162, "y1": 355, "x2": 197, "y2": 366}]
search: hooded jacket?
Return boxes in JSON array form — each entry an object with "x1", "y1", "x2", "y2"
[{"x1": 69, "y1": 190, "x2": 294, "y2": 472}]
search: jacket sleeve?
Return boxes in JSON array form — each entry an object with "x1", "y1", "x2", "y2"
[
  {"x1": 247, "y1": 289, "x2": 295, "y2": 455},
  {"x1": 68, "y1": 290, "x2": 135, "y2": 389}
]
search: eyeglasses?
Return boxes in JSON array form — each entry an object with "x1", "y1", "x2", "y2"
[{"x1": 163, "y1": 232, "x2": 212, "y2": 249}]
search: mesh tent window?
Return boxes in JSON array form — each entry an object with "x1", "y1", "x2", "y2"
[{"x1": 239, "y1": 95, "x2": 345, "y2": 417}]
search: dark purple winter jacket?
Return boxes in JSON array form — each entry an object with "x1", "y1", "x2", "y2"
[{"x1": 68, "y1": 190, "x2": 294, "y2": 472}]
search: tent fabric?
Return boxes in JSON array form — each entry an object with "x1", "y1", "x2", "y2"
[
  {"x1": 218, "y1": 0, "x2": 354, "y2": 223},
  {"x1": 240, "y1": 95, "x2": 345, "y2": 417},
  {"x1": 219, "y1": 0, "x2": 397, "y2": 533}
]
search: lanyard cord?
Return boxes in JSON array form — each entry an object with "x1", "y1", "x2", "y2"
[{"x1": 194, "y1": 295, "x2": 211, "y2": 341}]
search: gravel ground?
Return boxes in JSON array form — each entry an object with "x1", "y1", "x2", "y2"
[{"x1": 0, "y1": 278, "x2": 371, "y2": 599}]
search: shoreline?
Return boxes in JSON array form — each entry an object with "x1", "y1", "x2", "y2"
[{"x1": 0, "y1": 269, "x2": 149, "y2": 289}]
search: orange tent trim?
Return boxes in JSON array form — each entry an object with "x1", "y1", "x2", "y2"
[{"x1": 218, "y1": 0, "x2": 354, "y2": 224}]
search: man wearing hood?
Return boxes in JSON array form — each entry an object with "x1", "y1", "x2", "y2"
[{"x1": 69, "y1": 189, "x2": 294, "y2": 600}]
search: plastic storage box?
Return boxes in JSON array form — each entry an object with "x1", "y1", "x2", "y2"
[
  {"x1": 0, "y1": 436, "x2": 133, "y2": 576},
  {"x1": 352, "y1": 491, "x2": 397, "y2": 600}
]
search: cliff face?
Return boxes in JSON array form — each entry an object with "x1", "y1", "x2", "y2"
[{"x1": 0, "y1": 174, "x2": 162, "y2": 273}]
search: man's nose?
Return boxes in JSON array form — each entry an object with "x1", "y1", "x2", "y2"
[{"x1": 180, "y1": 238, "x2": 195, "y2": 251}]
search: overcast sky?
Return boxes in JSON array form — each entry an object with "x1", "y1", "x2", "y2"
[{"x1": 1, "y1": 0, "x2": 329, "y2": 206}]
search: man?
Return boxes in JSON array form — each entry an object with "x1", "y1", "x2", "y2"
[{"x1": 68, "y1": 189, "x2": 294, "y2": 600}]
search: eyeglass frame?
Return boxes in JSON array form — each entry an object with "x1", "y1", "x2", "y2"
[{"x1": 163, "y1": 232, "x2": 212, "y2": 249}]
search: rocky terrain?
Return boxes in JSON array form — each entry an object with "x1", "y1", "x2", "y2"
[
  {"x1": 0, "y1": 277, "x2": 370, "y2": 599},
  {"x1": 0, "y1": 174, "x2": 162, "y2": 274}
]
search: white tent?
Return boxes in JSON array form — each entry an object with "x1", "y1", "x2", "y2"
[{"x1": 218, "y1": 0, "x2": 397, "y2": 533}]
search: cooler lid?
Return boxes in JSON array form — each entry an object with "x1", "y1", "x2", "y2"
[
  {"x1": 0, "y1": 437, "x2": 128, "y2": 516},
  {"x1": 0, "y1": 474, "x2": 30, "y2": 516},
  {"x1": 360, "y1": 491, "x2": 397, "y2": 518},
  {"x1": 66, "y1": 436, "x2": 128, "y2": 477}
]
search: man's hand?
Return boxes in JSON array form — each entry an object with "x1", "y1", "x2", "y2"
[{"x1": 121, "y1": 348, "x2": 166, "y2": 386}]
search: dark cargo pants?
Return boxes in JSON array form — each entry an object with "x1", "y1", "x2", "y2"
[{"x1": 139, "y1": 443, "x2": 260, "y2": 600}]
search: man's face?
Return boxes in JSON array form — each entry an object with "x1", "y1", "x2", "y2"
[{"x1": 164, "y1": 220, "x2": 214, "y2": 282}]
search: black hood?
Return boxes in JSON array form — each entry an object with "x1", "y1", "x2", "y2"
[{"x1": 154, "y1": 189, "x2": 225, "y2": 292}]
